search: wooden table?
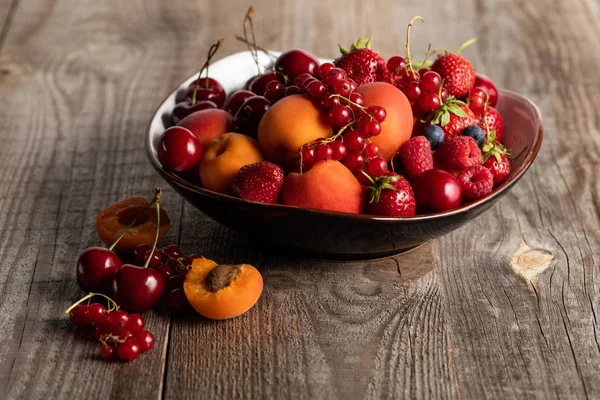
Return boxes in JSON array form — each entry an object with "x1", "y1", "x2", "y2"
[{"x1": 1, "y1": 0, "x2": 599, "y2": 398}]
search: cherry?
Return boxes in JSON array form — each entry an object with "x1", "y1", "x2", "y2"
[
  {"x1": 327, "y1": 105, "x2": 351, "y2": 127},
  {"x1": 127, "y1": 313, "x2": 145, "y2": 332},
  {"x1": 414, "y1": 169, "x2": 463, "y2": 212},
  {"x1": 474, "y1": 74, "x2": 498, "y2": 106},
  {"x1": 357, "y1": 119, "x2": 382, "y2": 137},
  {"x1": 87, "y1": 303, "x2": 107, "y2": 325},
  {"x1": 175, "y1": 268, "x2": 189, "y2": 277},
  {"x1": 343, "y1": 151, "x2": 365, "y2": 172},
  {"x1": 402, "y1": 81, "x2": 422, "y2": 102},
  {"x1": 421, "y1": 71, "x2": 442, "y2": 93},
  {"x1": 318, "y1": 62, "x2": 335, "y2": 79},
  {"x1": 419, "y1": 92, "x2": 441, "y2": 112},
  {"x1": 367, "y1": 106, "x2": 386, "y2": 123},
  {"x1": 111, "y1": 265, "x2": 165, "y2": 313},
  {"x1": 330, "y1": 141, "x2": 347, "y2": 161},
  {"x1": 343, "y1": 131, "x2": 364, "y2": 151},
  {"x1": 100, "y1": 345, "x2": 116, "y2": 360},
  {"x1": 248, "y1": 72, "x2": 278, "y2": 95},
  {"x1": 233, "y1": 96, "x2": 271, "y2": 139},
  {"x1": 76, "y1": 248, "x2": 122, "y2": 293},
  {"x1": 274, "y1": 49, "x2": 319, "y2": 81},
  {"x1": 69, "y1": 305, "x2": 91, "y2": 328},
  {"x1": 364, "y1": 142, "x2": 380, "y2": 158},
  {"x1": 171, "y1": 100, "x2": 217, "y2": 125},
  {"x1": 133, "y1": 245, "x2": 150, "y2": 264},
  {"x1": 157, "y1": 126, "x2": 203, "y2": 172},
  {"x1": 155, "y1": 264, "x2": 174, "y2": 280},
  {"x1": 166, "y1": 275, "x2": 185, "y2": 292},
  {"x1": 144, "y1": 249, "x2": 162, "y2": 267},
  {"x1": 244, "y1": 75, "x2": 258, "y2": 90},
  {"x1": 284, "y1": 85, "x2": 303, "y2": 96},
  {"x1": 367, "y1": 157, "x2": 388, "y2": 177},
  {"x1": 387, "y1": 56, "x2": 407, "y2": 75},
  {"x1": 166, "y1": 289, "x2": 192, "y2": 314},
  {"x1": 315, "y1": 144, "x2": 333, "y2": 161},
  {"x1": 184, "y1": 78, "x2": 226, "y2": 108},
  {"x1": 134, "y1": 330, "x2": 155, "y2": 353},
  {"x1": 224, "y1": 90, "x2": 255, "y2": 115},
  {"x1": 117, "y1": 340, "x2": 140, "y2": 362},
  {"x1": 162, "y1": 245, "x2": 183, "y2": 259}
]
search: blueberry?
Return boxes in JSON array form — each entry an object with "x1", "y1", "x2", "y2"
[
  {"x1": 423, "y1": 124, "x2": 445, "y2": 150},
  {"x1": 462, "y1": 125, "x2": 485, "y2": 148}
]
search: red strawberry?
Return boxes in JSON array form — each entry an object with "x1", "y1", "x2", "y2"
[
  {"x1": 426, "y1": 98, "x2": 477, "y2": 140},
  {"x1": 363, "y1": 172, "x2": 416, "y2": 217},
  {"x1": 478, "y1": 106, "x2": 504, "y2": 143},
  {"x1": 397, "y1": 136, "x2": 433, "y2": 180},
  {"x1": 482, "y1": 132, "x2": 510, "y2": 185},
  {"x1": 431, "y1": 53, "x2": 476, "y2": 98},
  {"x1": 457, "y1": 165, "x2": 493, "y2": 201},
  {"x1": 435, "y1": 136, "x2": 483, "y2": 171},
  {"x1": 333, "y1": 39, "x2": 390, "y2": 85},
  {"x1": 232, "y1": 161, "x2": 284, "y2": 204}
]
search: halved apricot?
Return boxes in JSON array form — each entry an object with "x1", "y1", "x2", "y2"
[
  {"x1": 96, "y1": 197, "x2": 171, "y2": 252},
  {"x1": 183, "y1": 257, "x2": 263, "y2": 320}
]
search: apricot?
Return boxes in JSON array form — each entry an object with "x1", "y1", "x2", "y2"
[
  {"x1": 199, "y1": 132, "x2": 263, "y2": 193},
  {"x1": 258, "y1": 95, "x2": 332, "y2": 170},
  {"x1": 357, "y1": 82, "x2": 413, "y2": 161},
  {"x1": 96, "y1": 197, "x2": 171, "y2": 252},
  {"x1": 184, "y1": 257, "x2": 263, "y2": 320},
  {"x1": 177, "y1": 108, "x2": 233, "y2": 147},
  {"x1": 282, "y1": 160, "x2": 363, "y2": 214}
]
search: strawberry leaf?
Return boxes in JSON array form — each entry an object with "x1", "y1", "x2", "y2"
[
  {"x1": 440, "y1": 111, "x2": 451, "y2": 127},
  {"x1": 339, "y1": 45, "x2": 348, "y2": 55},
  {"x1": 447, "y1": 104, "x2": 467, "y2": 118}
]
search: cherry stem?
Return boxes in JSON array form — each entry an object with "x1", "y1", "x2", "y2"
[
  {"x1": 455, "y1": 37, "x2": 477, "y2": 55},
  {"x1": 142, "y1": 196, "x2": 161, "y2": 269},
  {"x1": 65, "y1": 292, "x2": 119, "y2": 315},
  {"x1": 242, "y1": 6, "x2": 261, "y2": 75},
  {"x1": 191, "y1": 38, "x2": 225, "y2": 105},
  {"x1": 234, "y1": 35, "x2": 276, "y2": 60},
  {"x1": 108, "y1": 188, "x2": 163, "y2": 252},
  {"x1": 159, "y1": 249, "x2": 188, "y2": 270},
  {"x1": 405, "y1": 16, "x2": 424, "y2": 75}
]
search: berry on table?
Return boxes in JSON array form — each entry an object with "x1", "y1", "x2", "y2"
[
  {"x1": 134, "y1": 330, "x2": 155, "y2": 353},
  {"x1": 457, "y1": 165, "x2": 494, "y2": 201},
  {"x1": 100, "y1": 345, "x2": 116, "y2": 360},
  {"x1": 423, "y1": 125, "x2": 445, "y2": 150},
  {"x1": 397, "y1": 136, "x2": 434, "y2": 180},
  {"x1": 117, "y1": 340, "x2": 140, "y2": 362},
  {"x1": 435, "y1": 136, "x2": 483, "y2": 171},
  {"x1": 462, "y1": 125, "x2": 485, "y2": 148}
]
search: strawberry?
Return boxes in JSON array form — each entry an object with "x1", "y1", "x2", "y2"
[
  {"x1": 482, "y1": 131, "x2": 510, "y2": 185},
  {"x1": 478, "y1": 105, "x2": 504, "y2": 143},
  {"x1": 424, "y1": 98, "x2": 477, "y2": 140},
  {"x1": 457, "y1": 165, "x2": 493, "y2": 201},
  {"x1": 363, "y1": 172, "x2": 416, "y2": 217},
  {"x1": 435, "y1": 136, "x2": 482, "y2": 171},
  {"x1": 431, "y1": 53, "x2": 475, "y2": 98},
  {"x1": 333, "y1": 39, "x2": 390, "y2": 86},
  {"x1": 397, "y1": 136, "x2": 433, "y2": 180},
  {"x1": 232, "y1": 161, "x2": 284, "y2": 204}
]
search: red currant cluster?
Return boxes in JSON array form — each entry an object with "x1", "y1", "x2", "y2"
[
  {"x1": 132, "y1": 244, "x2": 198, "y2": 314},
  {"x1": 67, "y1": 294, "x2": 154, "y2": 362}
]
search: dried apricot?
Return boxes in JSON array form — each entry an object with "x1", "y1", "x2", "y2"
[{"x1": 183, "y1": 257, "x2": 263, "y2": 320}]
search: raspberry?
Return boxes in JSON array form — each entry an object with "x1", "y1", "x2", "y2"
[
  {"x1": 397, "y1": 136, "x2": 433, "y2": 180},
  {"x1": 435, "y1": 136, "x2": 482, "y2": 171},
  {"x1": 457, "y1": 165, "x2": 493, "y2": 201}
]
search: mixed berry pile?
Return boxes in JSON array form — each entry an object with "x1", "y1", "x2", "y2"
[{"x1": 156, "y1": 11, "x2": 511, "y2": 217}]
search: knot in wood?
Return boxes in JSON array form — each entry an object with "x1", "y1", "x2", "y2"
[{"x1": 205, "y1": 264, "x2": 241, "y2": 292}]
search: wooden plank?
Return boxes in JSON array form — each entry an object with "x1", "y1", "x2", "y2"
[
  {"x1": 0, "y1": 0, "x2": 198, "y2": 398},
  {"x1": 436, "y1": 0, "x2": 600, "y2": 398}
]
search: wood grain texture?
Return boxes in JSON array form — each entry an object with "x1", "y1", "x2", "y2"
[{"x1": 0, "y1": 0, "x2": 598, "y2": 399}]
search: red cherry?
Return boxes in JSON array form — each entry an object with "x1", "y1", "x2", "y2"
[
  {"x1": 143, "y1": 250, "x2": 162, "y2": 267},
  {"x1": 157, "y1": 126, "x2": 203, "y2": 172},
  {"x1": 274, "y1": 49, "x2": 319, "y2": 81},
  {"x1": 69, "y1": 305, "x2": 91, "y2": 328},
  {"x1": 163, "y1": 245, "x2": 183, "y2": 259},
  {"x1": 367, "y1": 106, "x2": 386, "y2": 123},
  {"x1": 330, "y1": 141, "x2": 347, "y2": 161},
  {"x1": 327, "y1": 105, "x2": 351, "y2": 127},
  {"x1": 76, "y1": 247, "x2": 122, "y2": 293},
  {"x1": 133, "y1": 245, "x2": 150, "y2": 265},
  {"x1": 166, "y1": 275, "x2": 185, "y2": 292},
  {"x1": 233, "y1": 96, "x2": 271, "y2": 139},
  {"x1": 117, "y1": 340, "x2": 140, "y2": 362},
  {"x1": 127, "y1": 313, "x2": 145, "y2": 332},
  {"x1": 421, "y1": 71, "x2": 442, "y2": 93},
  {"x1": 184, "y1": 78, "x2": 226, "y2": 108},
  {"x1": 343, "y1": 131, "x2": 364, "y2": 151},
  {"x1": 414, "y1": 169, "x2": 463, "y2": 212},
  {"x1": 155, "y1": 264, "x2": 174, "y2": 280},
  {"x1": 100, "y1": 345, "x2": 116, "y2": 360},
  {"x1": 343, "y1": 151, "x2": 365, "y2": 172},
  {"x1": 166, "y1": 288, "x2": 192, "y2": 314},
  {"x1": 175, "y1": 268, "x2": 189, "y2": 277},
  {"x1": 363, "y1": 142, "x2": 379, "y2": 158},
  {"x1": 171, "y1": 100, "x2": 217, "y2": 125},
  {"x1": 134, "y1": 330, "x2": 155, "y2": 353},
  {"x1": 318, "y1": 62, "x2": 335, "y2": 79},
  {"x1": 474, "y1": 74, "x2": 499, "y2": 107},
  {"x1": 110, "y1": 265, "x2": 165, "y2": 313},
  {"x1": 248, "y1": 72, "x2": 278, "y2": 95},
  {"x1": 224, "y1": 90, "x2": 255, "y2": 115},
  {"x1": 315, "y1": 144, "x2": 333, "y2": 161},
  {"x1": 366, "y1": 157, "x2": 388, "y2": 177}
]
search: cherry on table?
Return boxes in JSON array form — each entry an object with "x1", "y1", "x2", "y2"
[
  {"x1": 117, "y1": 339, "x2": 140, "y2": 362},
  {"x1": 110, "y1": 265, "x2": 165, "y2": 313},
  {"x1": 76, "y1": 247, "x2": 122, "y2": 293},
  {"x1": 134, "y1": 330, "x2": 155, "y2": 353},
  {"x1": 157, "y1": 126, "x2": 203, "y2": 172},
  {"x1": 274, "y1": 49, "x2": 319, "y2": 82},
  {"x1": 100, "y1": 345, "x2": 116, "y2": 360},
  {"x1": 224, "y1": 90, "x2": 256, "y2": 115}
]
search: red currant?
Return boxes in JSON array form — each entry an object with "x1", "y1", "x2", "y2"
[
  {"x1": 418, "y1": 67, "x2": 430, "y2": 76},
  {"x1": 330, "y1": 141, "x2": 347, "y2": 161},
  {"x1": 100, "y1": 345, "x2": 116, "y2": 360},
  {"x1": 440, "y1": 88, "x2": 449, "y2": 103},
  {"x1": 117, "y1": 340, "x2": 140, "y2": 362},
  {"x1": 284, "y1": 85, "x2": 303, "y2": 96},
  {"x1": 69, "y1": 305, "x2": 90, "y2": 328},
  {"x1": 306, "y1": 80, "x2": 327, "y2": 99},
  {"x1": 358, "y1": 119, "x2": 382, "y2": 137},
  {"x1": 333, "y1": 80, "x2": 352, "y2": 97},
  {"x1": 301, "y1": 146, "x2": 316, "y2": 164},
  {"x1": 318, "y1": 62, "x2": 334, "y2": 79},
  {"x1": 87, "y1": 303, "x2": 106, "y2": 325},
  {"x1": 295, "y1": 73, "x2": 313, "y2": 87},
  {"x1": 348, "y1": 92, "x2": 364, "y2": 110},
  {"x1": 347, "y1": 79, "x2": 358, "y2": 93},
  {"x1": 367, "y1": 106, "x2": 386, "y2": 123},
  {"x1": 402, "y1": 81, "x2": 422, "y2": 102},
  {"x1": 367, "y1": 157, "x2": 388, "y2": 177},
  {"x1": 110, "y1": 310, "x2": 130, "y2": 332},
  {"x1": 387, "y1": 56, "x2": 407, "y2": 75},
  {"x1": 421, "y1": 71, "x2": 442, "y2": 93},
  {"x1": 127, "y1": 313, "x2": 145, "y2": 332},
  {"x1": 316, "y1": 144, "x2": 333, "y2": 160},
  {"x1": 325, "y1": 68, "x2": 346, "y2": 86},
  {"x1": 364, "y1": 142, "x2": 379, "y2": 158},
  {"x1": 343, "y1": 151, "x2": 365, "y2": 172},
  {"x1": 469, "y1": 95, "x2": 486, "y2": 115},
  {"x1": 343, "y1": 131, "x2": 364, "y2": 151},
  {"x1": 134, "y1": 330, "x2": 155, "y2": 353},
  {"x1": 419, "y1": 92, "x2": 441, "y2": 112},
  {"x1": 327, "y1": 105, "x2": 351, "y2": 127}
]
